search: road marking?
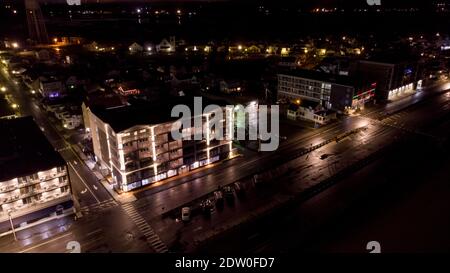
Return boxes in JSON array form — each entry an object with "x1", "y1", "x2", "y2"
[
  {"x1": 19, "y1": 232, "x2": 73, "y2": 253},
  {"x1": 80, "y1": 188, "x2": 87, "y2": 194},
  {"x1": 93, "y1": 185, "x2": 98, "y2": 190},
  {"x1": 86, "y1": 229, "x2": 102, "y2": 237},
  {"x1": 121, "y1": 203, "x2": 168, "y2": 253},
  {"x1": 68, "y1": 162, "x2": 100, "y2": 204}
]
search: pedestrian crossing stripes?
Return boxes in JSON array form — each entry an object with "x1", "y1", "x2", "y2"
[
  {"x1": 122, "y1": 203, "x2": 168, "y2": 253},
  {"x1": 57, "y1": 146, "x2": 71, "y2": 152},
  {"x1": 80, "y1": 199, "x2": 118, "y2": 214}
]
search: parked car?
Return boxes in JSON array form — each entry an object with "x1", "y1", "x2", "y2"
[
  {"x1": 181, "y1": 207, "x2": 190, "y2": 221},
  {"x1": 223, "y1": 186, "x2": 234, "y2": 200},
  {"x1": 234, "y1": 182, "x2": 245, "y2": 197},
  {"x1": 200, "y1": 199, "x2": 214, "y2": 216},
  {"x1": 214, "y1": 191, "x2": 224, "y2": 207}
]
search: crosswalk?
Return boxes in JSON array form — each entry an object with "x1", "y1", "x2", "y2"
[
  {"x1": 80, "y1": 199, "x2": 118, "y2": 215},
  {"x1": 122, "y1": 203, "x2": 169, "y2": 253},
  {"x1": 57, "y1": 146, "x2": 71, "y2": 152}
]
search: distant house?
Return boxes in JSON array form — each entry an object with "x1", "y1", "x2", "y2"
[
  {"x1": 247, "y1": 45, "x2": 261, "y2": 54},
  {"x1": 84, "y1": 41, "x2": 99, "y2": 52},
  {"x1": 38, "y1": 76, "x2": 65, "y2": 99},
  {"x1": 168, "y1": 73, "x2": 198, "y2": 96},
  {"x1": 287, "y1": 101, "x2": 336, "y2": 125},
  {"x1": 219, "y1": 80, "x2": 243, "y2": 94},
  {"x1": 35, "y1": 49, "x2": 50, "y2": 61},
  {"x1": 128, "y1": 42, "x2": 144, "y2": 54},
  {"x1": 62, "y1": 113, "x2": 83, "y2": 130},
  {"x1": 65, "y1": 75, "x2": 85, "y2": 90},
  {"x1": 170, "y1": 73, "x2": 198, "y2": 85},
  {"x1": 156, "y1": 38, "x2": 175, "y2": 53},
  {"x1": 279, "y1": 56, "x2": 300, "y2": 68}
]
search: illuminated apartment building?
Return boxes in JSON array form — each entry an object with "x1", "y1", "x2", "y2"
[
  {"x1": 0, "y1": 117, "x2": 72, "y2": 231},
  {"x1": 84, "y1": 99, "x2": 234, "y2": 192},
  {"x1": 278, "y1": 69, "x2": 376, "y2": 112}
]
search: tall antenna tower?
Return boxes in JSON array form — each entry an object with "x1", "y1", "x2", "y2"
[{"x1": 25, "y1": 0, "x2": 49, "y2": 44}]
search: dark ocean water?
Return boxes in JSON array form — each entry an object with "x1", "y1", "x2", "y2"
[{"x1": 2, "y1": 2, "x2": 450, "y2": 43}]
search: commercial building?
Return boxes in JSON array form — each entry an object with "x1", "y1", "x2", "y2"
[
  {"x1": 84, "y1": 99, "x2": 235, "y2": 192},
  {"x1": 354, "y1": 54, "x2": 421, "y2": 100},
  {"x1": 0, "y1": 117, "x2": 72, "y2": 231},
  {"x1": 278, "y1": 69, "x2": 376, "y2": 112}
]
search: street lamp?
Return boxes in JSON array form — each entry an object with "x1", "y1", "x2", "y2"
[{"x1": 7, "y1": 210, "x2": 17, "y2": 241}]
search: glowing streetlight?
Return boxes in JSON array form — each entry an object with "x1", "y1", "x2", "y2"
[
  {"x1": 238, "y1": 45, "x2": 243, "y2": 51},
  {"x1": 147, "y1": 47, "x2": 152, "y2": 51},
  {"x1": 53, "y1": 38, "x2": 58, "y2": 43},
  {"x1": 0, "y1": 86, "x2": 6, "y2": 92},
  {"x1": 11, "y1": 103, "x2": 18, "y2": 109},
  {"x1": 11, "y1": 42, "x2": 19, "y2": 49}
]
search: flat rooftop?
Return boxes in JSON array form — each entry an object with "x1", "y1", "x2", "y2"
[
  {"x1": 278, "y1": 68, "x2": 356, "y2": 87},
  {"x1": 91, "y1": 97, "x2": 229, "y2": 133},
  {"x1": 0, "y1": 116, "x2": 66, "y2": 182},
  {"x1": 364, "y1": 51, "x2": 419, "y2": 64}
]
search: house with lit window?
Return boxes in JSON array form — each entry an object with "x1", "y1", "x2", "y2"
[
  {"x1": 83, "y1": 98, "x2": 235, "y2": 192},
  {"x1": 38, "y1": 76, "x2": 65, "y2": 99},
  {"x1": 287, "y1": 101, "x2": 336, "y2": 125},
  {"x1": 219, "y1": 80, "x2": 244, "y2": 94},
  {"x1": 0, "y1": 117, "x2": 73, "y2": 232}
]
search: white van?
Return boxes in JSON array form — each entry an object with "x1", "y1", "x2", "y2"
[{"x1": 181, "y1": 207, "x2": 190, "y2": 221}]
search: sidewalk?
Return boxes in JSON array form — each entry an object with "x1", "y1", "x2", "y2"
[
  {"x1": 0, "y1": 209, "x2": 74, "y2": 238},
  {"x1": 131, "y1": 152, "x2": 243, "y2": 197},
  {"x1": 74, "y1": 140, "x2": 243, "y2": 204}
]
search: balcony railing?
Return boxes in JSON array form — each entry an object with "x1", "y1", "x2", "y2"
[
  {"x1": 0, "y1": 181, "x2": 68, "y2": 206},
  {"x1": 0, "y1": 173, "x2": 68, "y2": 195},
  {"x1": 0, "y1": 191, "x2": 70, "y2": 217}
]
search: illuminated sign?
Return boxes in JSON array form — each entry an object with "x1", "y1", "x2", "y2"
[{"x1": 117, "y1": 86, "x2": 140, "y2": 96}]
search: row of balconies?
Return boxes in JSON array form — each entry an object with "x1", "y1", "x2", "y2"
[
  {"x1": 0, "y1": 190, "x2": 70, "y2": 215},
  {"x1": 0, "y1": 172, "x2": 67, "y2": 194},
  {"x1": 0, "y1": 181, "x2": 68, "y2": 206}
]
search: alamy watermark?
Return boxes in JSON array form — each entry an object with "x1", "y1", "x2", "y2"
[
  {"x1": 366, "y1": 0, "x2": 382, "y2": 6},
  {"x1": 170, "y1": 97, "x2": 280, "y2": 152},
  {"x1": 66, "y1": 0, "x2": 81, "y2": 5}
]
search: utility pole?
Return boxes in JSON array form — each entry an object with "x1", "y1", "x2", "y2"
[{"x1": 8, "y1": 210, "x2": 17, "y2": 241}]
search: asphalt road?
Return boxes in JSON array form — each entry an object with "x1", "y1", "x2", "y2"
[{"x1": 194, "y1": 86, "x2": 450, "y2": 253}]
